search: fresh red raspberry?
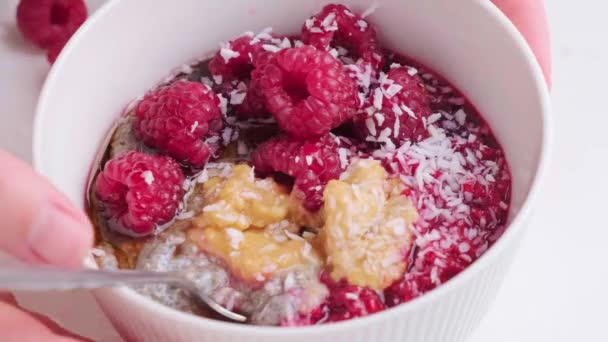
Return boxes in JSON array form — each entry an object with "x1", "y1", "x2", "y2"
[
  {"x1": 354, "y1": 67, "x2": 431, "y2": 146},
  {"x1": 302, "y1": 4, "x2": 383, "y2": 71},
  {"x1": 133, "y1": 81, "x2": 223, "y2": 169},
  {"x1": 209, "y1": 34, "x2": 289, "y2": 119},
  {"x1": 95, "y1": 151, "x2": 185, "y2": 237},
  {"x1": 16, "y1": 0, "x2": 87, "y2": 49},
  {"x1": 252, "y1": 46, "x2": 359, "y2": 138},
  {"x1": 235, "y1": 76, "x2": 270, "y2": 119},
  {"x1": 46, "y1": 36, "x2": 67, "y2": 63},
  {"x1": 252, "y1": 134, "x2": 347, "y2": 211},
  {"x1": 386, "y1": 67, "x2": 432, "y2": 115},
  {"x1": 208, "y1": 35, "x2": 265, "y2": 82},
  {"x1": 320, "y1": 275, "x2": 385, "y2": 322}
]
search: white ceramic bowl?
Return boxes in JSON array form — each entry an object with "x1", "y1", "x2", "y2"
[{"x1": 33, "y1": 0, "x2": 550, "y2": 341}]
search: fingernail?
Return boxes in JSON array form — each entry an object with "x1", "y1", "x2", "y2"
[{"x1": 27, "y1": 201, "x2": 92, "y2": 268}]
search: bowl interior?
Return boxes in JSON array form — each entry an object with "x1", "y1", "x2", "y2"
[{"x1": 33, "y1": 0, "x2": 548, "y2": 336}]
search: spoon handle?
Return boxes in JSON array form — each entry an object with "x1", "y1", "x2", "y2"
[
  {"x1": 0, "y1": 267, "x2": 178, "y2": 291},
  {"x1": 0, "y1": 267, "x2": 249, "y2": 322}
]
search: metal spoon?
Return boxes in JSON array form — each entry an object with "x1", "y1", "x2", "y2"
[
  {"x1": 0, "y1": 266, "x2": 247, "y2": 323},
  {"x1": 78, "y1": 117, "x2": 246, "y2": 322}
]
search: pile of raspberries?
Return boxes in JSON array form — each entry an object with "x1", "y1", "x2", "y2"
[{"x1": 91, "y1": 4, "x2": 432, "y2": 237}]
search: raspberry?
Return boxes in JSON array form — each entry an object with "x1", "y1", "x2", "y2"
[
  {"x1": 353, "y1": 67, "x2": 431, "y2": 146},
  {"x1": 252, "y1": 46, "x2": 359, "y2": 138},
  {"x1": 208, "y1": 35, "x2": 265, "y2": 82},
  {"x1": 252, "y1": 134, "x2": 347, "y2": 211},
  {"x1": 17, "y1": 0, "x2": 87, "y2": 49},
  {"x1": 302, "y1": 4, "x2": 383, "y2": 71},
  {"x1": 46, "y1": 36, "x2": 67, "y2": 63},
  {"x1": 320, "y1": 274, "x2": 385, "y2": 322},
  {"x1": 386, "y1": 67, "x2": 432, "y2": 113},
  {"x1": 133, "y1": 81, "x2": 223, "y2": 169},
  {"x1": 209, "y1": 31, "x2": 289, "y2": 82},
  {"x1": 235, "y1": 76, "x2": 270, "y2": 119},
  {"x1": 209, "y1": 34, "x2": 290, "y2": 119},
  {"x1": 95, "y1": 151, "x2": 185, "y2": 237}
]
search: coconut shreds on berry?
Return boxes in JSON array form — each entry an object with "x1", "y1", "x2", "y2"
[
  {"x1": 89, "y1": 3, "x2": 512, "y2": 327},
  {"x1": 208, "y1": 29, "x2": 295, "y2": 119},
  {"x1": 353, "y1": 66, "x2": 432, "y2": 148},
  {"x1": 302, "y1": 4, "x2": 384, "y2": 72},
  {"x1": 209, "y1": 30, "x2": 289, "y2": 81}
]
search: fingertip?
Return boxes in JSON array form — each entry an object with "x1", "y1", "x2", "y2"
[
  {"x1": 0, "y1": 151, "x2": 94, "y2": 268},
  {"x1": 27, "y1": 200, "x2": 94, "y2": 269},
  {"x1": 493, "y1": 0, "x2": 552, "y2": 89},
  {"x1": 0, "y1": 292, "x2": 17, "y2": 305}
]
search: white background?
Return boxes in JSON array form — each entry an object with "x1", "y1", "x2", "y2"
[{"x1": 1, "y1": 0, "x2": 606, "y2": 341}]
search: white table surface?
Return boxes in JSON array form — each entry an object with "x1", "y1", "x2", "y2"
[{"x1": 1, "y1": 0, "x2": 606, "y2": 341}]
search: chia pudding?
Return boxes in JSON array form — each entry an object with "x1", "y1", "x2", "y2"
[{"x1": 89, "y1": 3, "x2": 511, "y2": 326}]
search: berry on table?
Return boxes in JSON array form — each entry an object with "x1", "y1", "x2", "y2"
[
  {"x1": 45, "y1": 36, "x2": 68, "y2": 63},
  {"x1": 16, "y1": 0, "x2": 87, "y2": 51}
]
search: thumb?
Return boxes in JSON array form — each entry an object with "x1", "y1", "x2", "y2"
[
  {"x1": 493, "y1": 0, "x2": 552, "y2": 88},
  {"x1": 0, "y1": 150, "x2": 93, "y2": 268}
]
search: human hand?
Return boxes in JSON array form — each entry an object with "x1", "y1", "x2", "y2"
[
  {"x1": 493, "y1": 0, "x2": 552, "y2": 87},
  {"x1": 0, "y1": 150, "x2": 93, "y2": 341}
]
